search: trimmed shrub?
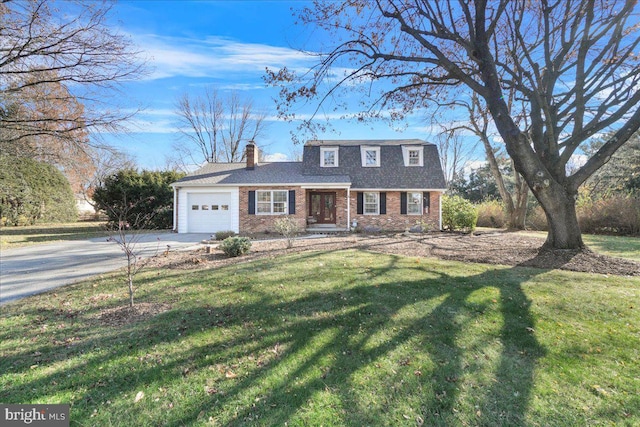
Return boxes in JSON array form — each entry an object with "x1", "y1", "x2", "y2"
[
  {"x1": 273, "y1": 216, "x2": 301, "y2": 248},
  {"x1": 215, "y1": 230, "x2": 236, "y2": 240},
  {"x1": 476, "y1": 200, "x2": 506, "y2": 228},
  {"x1": 219, "y1": 236, "x2": 252, "y2": 257},
  {"x1": 442, "y1": 195, "x2": 478, "y2": 233}
]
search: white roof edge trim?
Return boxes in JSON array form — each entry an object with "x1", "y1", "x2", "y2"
[
  {"x1": 350, "y1": 188, "x2": 447, "y2": 192},
  {"x1": 173, "y1": 182, "x2": 352, "y2": 188},
  {"x1": 300, "y1": 184, "x2": 351, "y2": 189}
]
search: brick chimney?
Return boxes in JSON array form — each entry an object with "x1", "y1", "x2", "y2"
[{"x1": 246, "y1": 141, "x2": 258, "y2": 170}]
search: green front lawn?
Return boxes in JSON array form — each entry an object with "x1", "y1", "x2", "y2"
[
  {"x1": 1, "y1": 249, "x2": 638, "y2": 426},
  {"x1": 514, "y1": 230, "x2": 640, "y2": 262},
  {"x1": 0, "y1": 222, "x2": 109, "y2": 249}
]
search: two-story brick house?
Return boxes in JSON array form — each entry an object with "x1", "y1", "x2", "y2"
[{"x1": 171, "y1": 139, "x2": 447, "y2": 234}]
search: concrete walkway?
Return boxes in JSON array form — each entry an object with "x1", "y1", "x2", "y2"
[{"x1": 0, "y1": 233, "x2": 210, "y2": 306}]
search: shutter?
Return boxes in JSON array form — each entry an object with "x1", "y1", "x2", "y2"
[
  {"x1": 288, "y1": 190, "x2": 296, "y2": 214},
  {"x1": 357, "y1": 192, "x2": 363, "y2": 215},
  {"x1": 380, "y1": 192, "x2": 386, "y2": 215},
  {"x1": 423, "y1": 192, "x2": 430, "y2": 214},
  {"x1": 248, "y1": 190, "x2": 256, "y2": 215},
  {"x1": 400, "y1": 192, "x2": 407, "y2": 215}
]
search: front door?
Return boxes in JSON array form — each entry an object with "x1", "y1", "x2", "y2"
[{"x1": 309, "y1": 192, "x2": 336, "y2": 224}]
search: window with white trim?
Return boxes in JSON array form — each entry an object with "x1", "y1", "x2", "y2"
[
  {"x1": 408, "y1": 150, "x2": 420, "y2": 165},
  {"x1": 364, "y1": 192, "x2": 379, "y2": 214},
  {"x1": 256, "y1": 190, "x2": 288, "y2": 215},
  {"x1": 407, "y1": 192, "x2": 422, "y2": 214},
  {"x1": 320, "y1": 147, "x2": 339, "y2": 167},
  {"x1": 361, "y1": 146, "x2": 381, "y2": 167},
  {"x1": 402, "y1": 146, "x2": 423, "y2": 166}
]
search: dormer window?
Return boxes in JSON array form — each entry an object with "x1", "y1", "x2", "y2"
[
  {"x1": 361, "y1": 146, "x2": 381, "y2": 167},
  {"x1": 402, "y1": 146, "x2": 423, "y2": 167},
  {"x1": 320, "y1": 147, "x2": 339, "y2": 167}
]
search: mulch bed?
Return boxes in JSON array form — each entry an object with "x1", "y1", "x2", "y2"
[{"x1": 148, "y1": 231, "x2": 640, "y2": 277}]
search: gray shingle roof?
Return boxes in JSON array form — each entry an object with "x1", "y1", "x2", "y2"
[
  {"x1": 173, "y1": 162, "x2": 351, "y2": 186},
  {"x1": 302, "y1": 140, "x2": 447, "y2": 189},
  {"x1": 173, "y1": 139, "x2": 447, "y2": 190},
  {"x1": 306, "y1": 138, "x2": 426, "y2": 146}
]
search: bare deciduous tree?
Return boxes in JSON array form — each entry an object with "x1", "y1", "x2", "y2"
[
  {"x1": 0, "y1": 0, "x2": 146, "y2": 151},
  {"x1": 437, "y1": 94, "x2": 529, "y2": 230},
  {"x1": 103, "y1": 196, "x2": 161, "y2": 308},
  {"x1": 78, "y1": 148, "x2": 137, "y2": 212},
  {"x1": 173, "y1": 87, "x2": 267, "y2": 167},
  {"x1": 434, "y1": 131, "x2": 477, "y2": 187},
  {"x1": 267, "y1": 0, "x2": 640, "y2": 249}
]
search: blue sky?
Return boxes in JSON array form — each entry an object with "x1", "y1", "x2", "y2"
[{"x1": 103, "y1": 0, "x2": 439, "y2": 170}]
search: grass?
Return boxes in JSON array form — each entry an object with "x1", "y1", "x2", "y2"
[
  {"x1": 510, "y1": 230, "x2": 640, "y2": 262},
  {"x1": 1, "y1": 248, "x2": 639, "y2": 426},
  {"x1": 0, "y1": 222, "x2": 109, "y2": 249}
]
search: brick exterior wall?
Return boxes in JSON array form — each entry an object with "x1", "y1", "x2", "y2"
[
  {"x1": 349, "y1": 191, "x2": 441, "y2": 232},
  {"x1": 238, "y1": 187, "x2": 441, "y2": 233},
  {"x1": 306, "y1": 189, "x2": 349, "y2": 230},
  {"x1": 239, "y1": 186, "x2": 307, "y2": 233}
]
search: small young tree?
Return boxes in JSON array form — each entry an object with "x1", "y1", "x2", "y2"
[
  {"x1": 274, "y1": 216, "x2": 302, "y2": 248},
  {"x1": 103, "y1": 195, "x2": 159, "y2": 308}
]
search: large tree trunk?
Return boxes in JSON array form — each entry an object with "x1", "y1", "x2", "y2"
[{"x1": 536, "y1": 186, "x2": 585, "y2": 250}]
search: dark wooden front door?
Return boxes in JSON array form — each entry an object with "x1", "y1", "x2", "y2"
[{"x1": 309, "y1": 192, "x2": 336, "y2": 224}]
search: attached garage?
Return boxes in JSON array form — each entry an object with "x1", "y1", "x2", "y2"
[
  {"x1": 186, "y1": 192, "x2": 232, "y2": 233},
  {"x1": 174, "y1": 188, "x2": 239, "y2": 234}
]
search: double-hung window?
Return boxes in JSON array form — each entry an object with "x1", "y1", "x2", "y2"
[
  {"x1": 364, "y1": 192, "x2": 379, "y2": 214},
  {"x1": 320, "y1": 147, "x2": 339, "y2": 167},
  {"x1": 407, "y1": 192, "x2": 422, "y2": 215},
  {"x1": 256, "y1": 190, "x2": 288, "y2": 214},
  {"x1": 408, "y1": 150, "x2": 420, "y2": 165},
  {"x1": 402, "y1": 146, "x2": 423, "y2": 166},
  {"x1": 361, "y1": 146, "x2": 381, "y2": 167}
]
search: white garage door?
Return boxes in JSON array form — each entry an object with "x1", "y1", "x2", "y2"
[{"x1": 187, "y1": 193, "x2": 232, "y2": 233}]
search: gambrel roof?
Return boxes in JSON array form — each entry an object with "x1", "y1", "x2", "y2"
[
  {"x1": 173, "y1": 139, "x2": 446, "y2": 190},
  {"x1": 302, "y1": 139, "x2": 446, "y2": 189}
]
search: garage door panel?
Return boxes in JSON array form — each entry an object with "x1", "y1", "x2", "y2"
[{"x1": 187, "y1": 193, "x2": 232, "y2": 233}]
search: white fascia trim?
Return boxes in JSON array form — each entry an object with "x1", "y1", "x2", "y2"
[
  {"x1": 350, "y1": 188, "x2": 447, "y2": 192},
  {"x1": 175, "y1": 183, "x2": 351, "y2": 188},
  {"x1": 300, "y1": 183, "x2": 351, "y2": 189}
]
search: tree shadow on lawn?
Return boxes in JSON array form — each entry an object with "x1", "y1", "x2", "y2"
[{"x1": 1, "y1": 250, "x2": 555, "y2": 426}]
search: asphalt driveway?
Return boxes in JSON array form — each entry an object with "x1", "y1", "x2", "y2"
[{"x1": 0, "y1": 233, "x2": 210, "y2": 305}]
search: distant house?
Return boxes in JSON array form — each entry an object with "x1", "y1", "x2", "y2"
[{"x1": 170, "y1": 139, "x2": 447, "y2": 234}]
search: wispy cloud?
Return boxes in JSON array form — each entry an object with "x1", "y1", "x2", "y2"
[
  {"x1": 132, "y1": 33, "x2": 314, "y2": 80},
  {"x1": 263, "y1": 152, "x2": 289, "y2": 162}
]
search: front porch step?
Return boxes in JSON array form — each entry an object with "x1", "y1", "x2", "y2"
[{"x1": 306, "y1": 226, "x2": 348, "y2": 233}]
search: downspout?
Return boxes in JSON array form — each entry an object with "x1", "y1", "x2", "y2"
[
  {"x1": 173, "y1": 187, "x2": 179, "y2": 232},
  {"x1": 346, "y1": 186, "x2": 351, "y2": 231},
  {"x1": 439, "y1": 192, "x2": 443, "y2": 231}
]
